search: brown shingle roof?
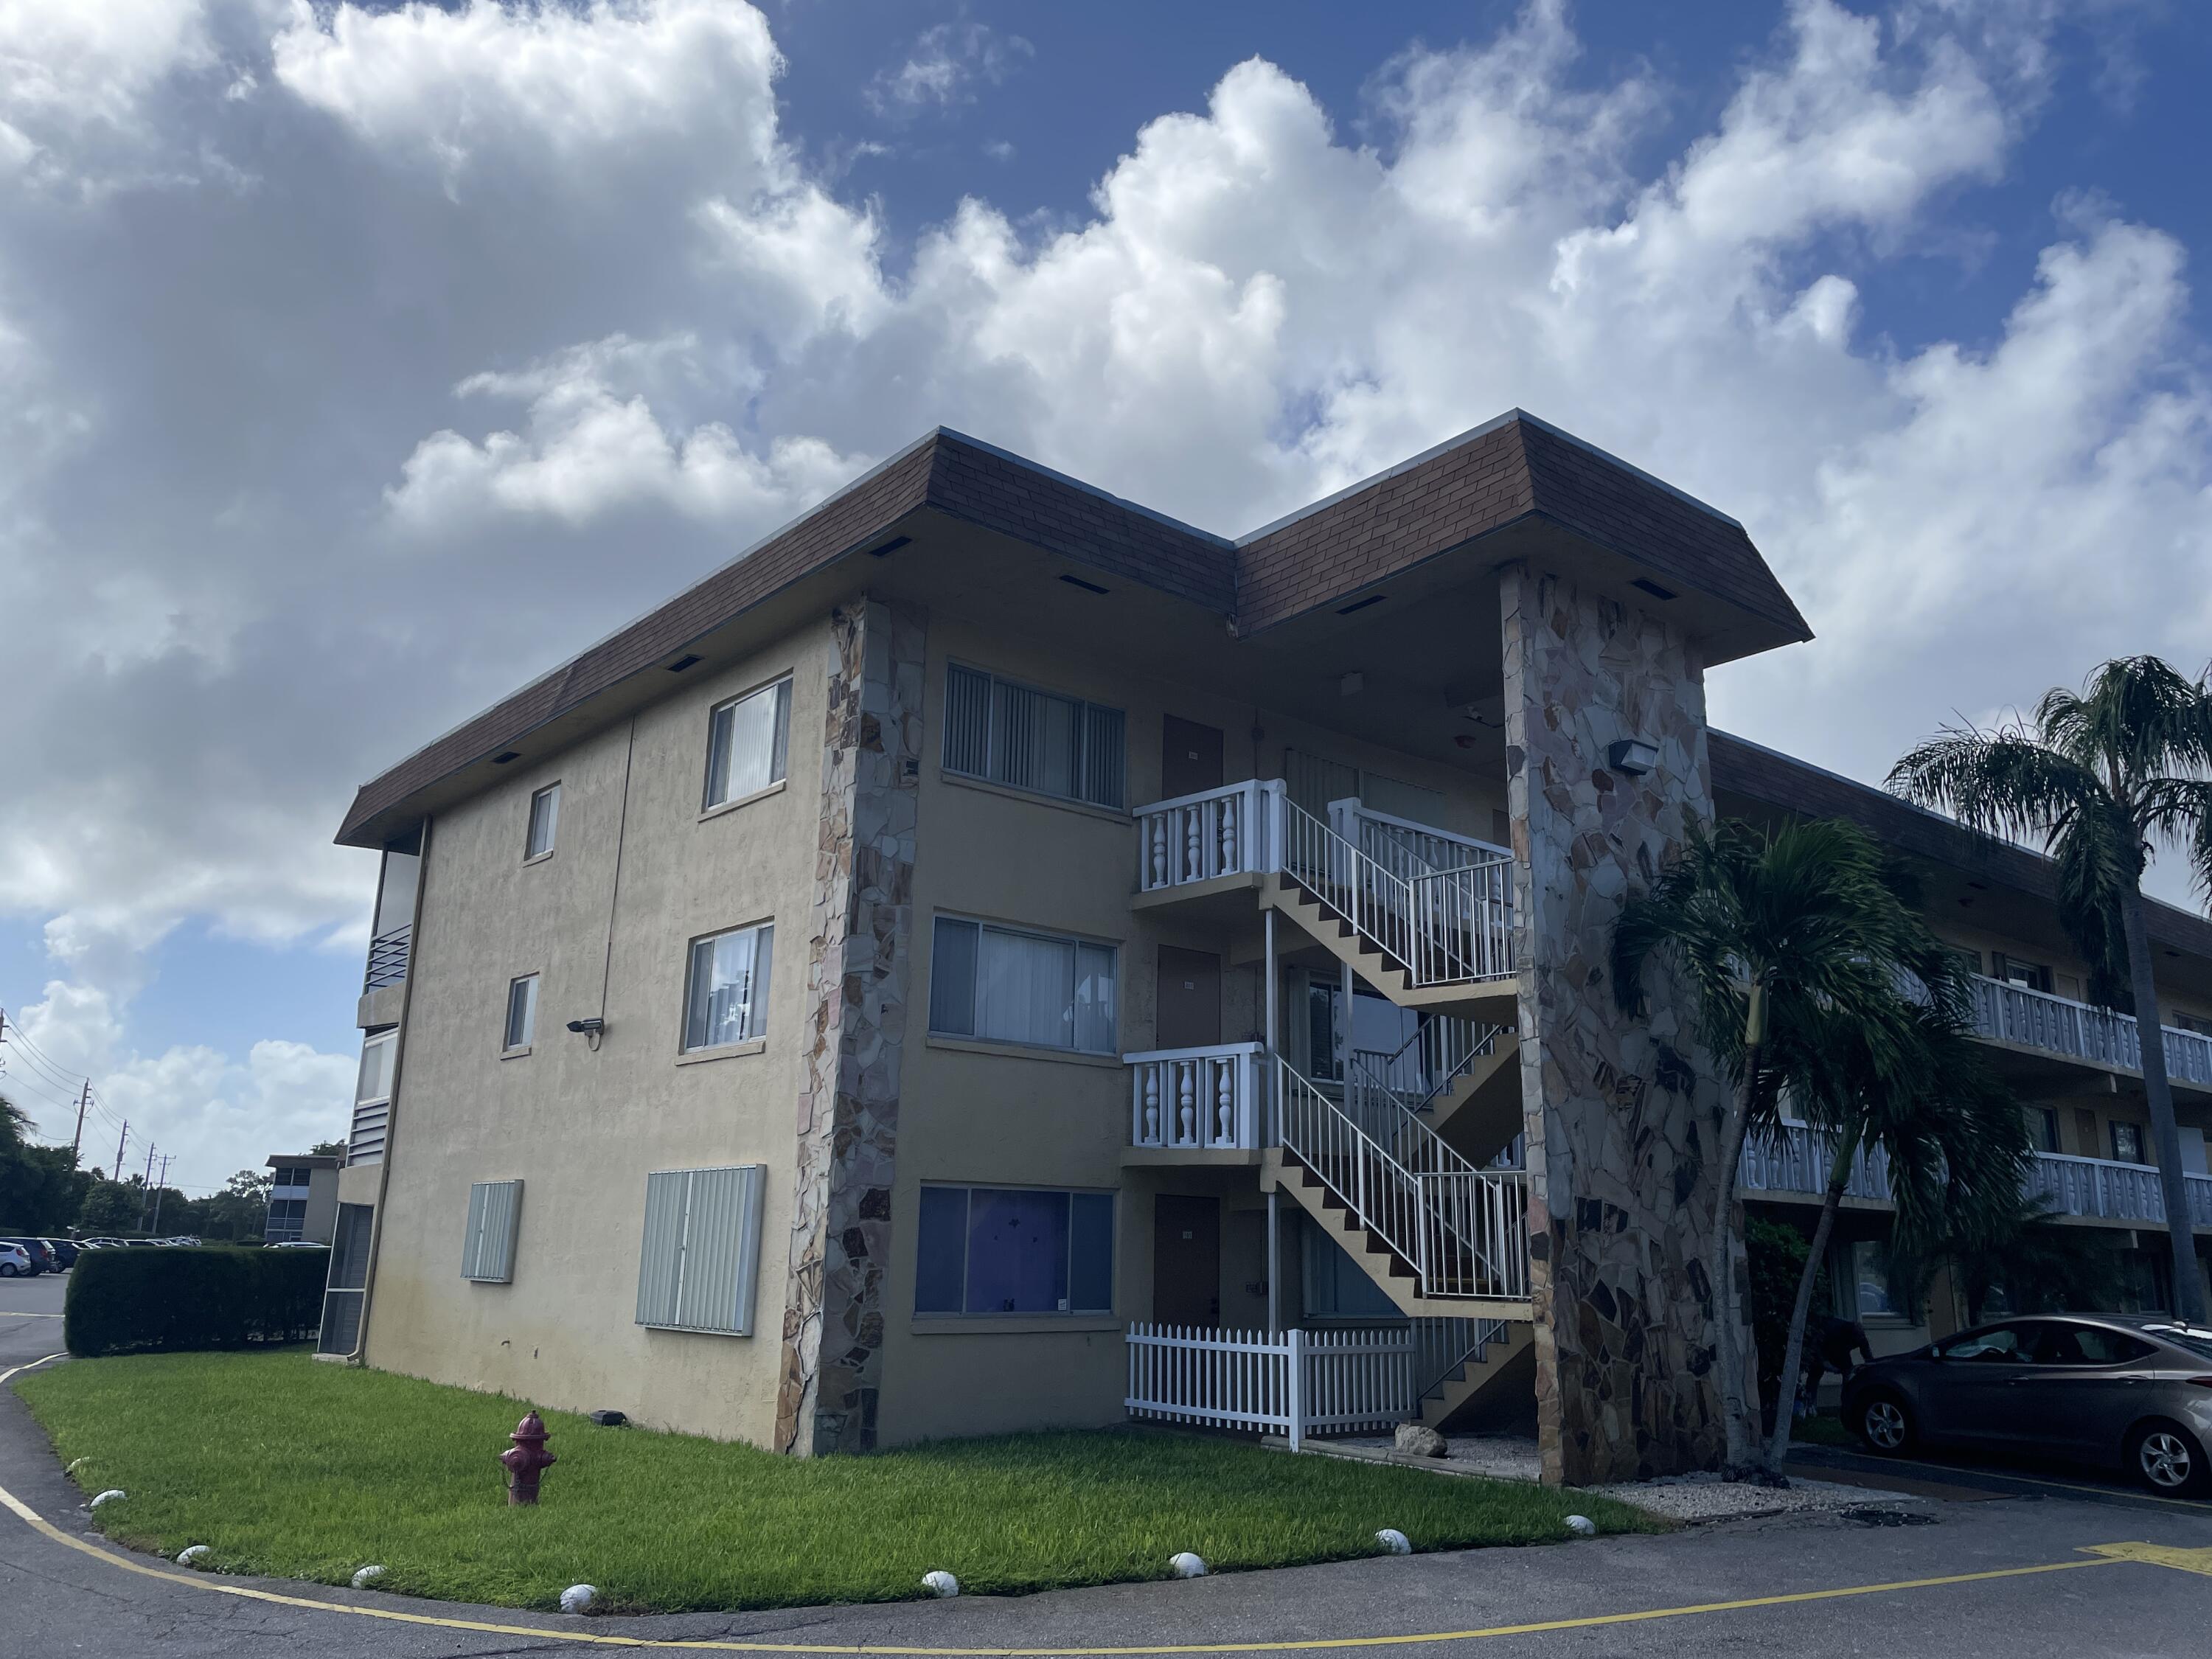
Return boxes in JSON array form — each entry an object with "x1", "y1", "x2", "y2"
[
  {"x1": 341, "y1": 415, "x2": 1803, "y2": 846},
  {"x1": 1710, "y1": 730, "x2": 2212, "y2": 961}
]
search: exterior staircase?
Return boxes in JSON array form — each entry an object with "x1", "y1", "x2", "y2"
[{"x1": 1417, "y1": 1320, "x2": 1534, "y2": 1430}]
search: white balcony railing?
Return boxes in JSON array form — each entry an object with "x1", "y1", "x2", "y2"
[
  {"x1": 2027, "y1": 1152, "x2": 2212, "y2": 1229},
  {"x1": 1138, "y1": 779, "x2": 1278, "y2": 891},
  {"x1": 1969, "y1": 975, "x2": 2212, "y2": 1088},
  {"x1": 1737, "y1": 1124, "x2": 1894, "y2": 1201},
  {"x1": 1737, "y1": 1131, "x2": 2212, "y2": 1231},
  {"x1": 1127, "y1": 1042, "x2": 1266, "y2": 1151},
  {"x1": 1126, "y1": 1324, "x2": 1416, "y2": 1451}
]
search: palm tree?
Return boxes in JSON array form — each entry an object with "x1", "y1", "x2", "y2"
[
  {"x1": 1890, "y1": 655, "x2": 2212, "y2": 1322},
  {"x1": 1614, "y1": 817, "x2": 1950, "y2": 1470},
  {"x1": 1760, "y1": 994, "x2": 2030, "y2": 1472}
]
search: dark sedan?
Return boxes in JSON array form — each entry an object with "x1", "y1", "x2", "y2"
[{"x1": 1844, "y1": 1313, "x2": 2212, "y2": 1495}]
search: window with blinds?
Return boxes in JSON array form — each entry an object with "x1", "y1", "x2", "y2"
[
  {"x1": 635, "y1": 1164, "x2": 766, "y2": 1336},
  {"x1": 461, "y1": 1179, "x2": 524, "y2": 1283},
  {"x1": 942, "y1": 664, "x2": 1125, "y2": 810},
  {"x1": 316, "y1": 1203, "x2": 375, "y2": 1357},
  {"x1": 928, "y1": 916, "x2": 1117, "y2": 1054}
]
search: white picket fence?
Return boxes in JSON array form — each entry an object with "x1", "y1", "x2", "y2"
[{"x1": 1124, "y1": 1323, "x2": 1416, "y2": 1451}]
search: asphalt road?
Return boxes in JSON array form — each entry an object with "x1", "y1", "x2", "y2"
[{"x1": 5, "y1": 1273, "x2": 2211, "y2": 1658}]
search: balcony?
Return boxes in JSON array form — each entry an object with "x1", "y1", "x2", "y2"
[
  {"x1": 1127, "y1": 1042, "x2": 1267, "y2": 1154},
  {"x1": 1969, "y1": 974, "x2": 2212, "y2": 1090},
  {"x1": 364, "y1": 924, "x2": 411, "y2": 994},
  {"x1": 1135, "y1": 781, "x2": 1517, "y2": 992},
  {"x1": 1738, "y1": 1129, "x2": 2212, "y2": 1232}
]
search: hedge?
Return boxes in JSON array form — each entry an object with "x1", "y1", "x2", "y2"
[{"x1": 64, "y1": 1246, "x2": 327, "y2": 1357}]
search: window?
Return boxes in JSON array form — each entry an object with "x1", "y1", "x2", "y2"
[
  {"x1": 349, "y1": 1032, "x2": 397, "y2": 1166},
  {"x1": 928, "y1": 917, "x2": 1116, "y2": 1054},
  {"x1": 317, "y1": 1203, "x2": 375, "y2": 1357},
  {"x1": 914, "y1": 1186, "x2": 1113, "y2": 1315},
  {"x1": 942, "y1": 664, "x2": 1124, "y2": 810},
  {"x1": 504, "y1": 974, "x2": 538, "y2": 1051},
  {"x1": 1938, "y1": 1324, "x2": 2030, "y2": 1363},
  {"x1": 1850, "y1": 1239, "x2": 1896, "y2": 1318},
  {"x1": 2028, "y1": 1106, "x2": 2062, "y2": 1155},
  {"x1": 1991, "y1": 953, "x2": 2054, "y2": 995},
  {"x1": 2112, "y1": 1121, "x2": 2146, "y2": 1164},
  {"x1": 461, "y1": 1179, "x2": 524, "y2": 1283},
  {"x1": 265, "y1": 1198, "x2": 307, "y2": 1243},
  {"x1": 525, "y1": 783, "x2": 560, "y2": 858},
  {"x1": 704, "y1": 678, "x2": 792, "y2": 810},
  {"x1": 684, "y1": 923, "x2": 773, "y2": 1051},
  {"x1": 1301, "y1": 1217, "x2": 1398, "y2": 1319},
  {"x1": 635, "y1": 1164, "x2": 765, "y2": 1335},
  {"x1": 2031, "y1": 1323, "x2": 2154, "y2": 1366}
]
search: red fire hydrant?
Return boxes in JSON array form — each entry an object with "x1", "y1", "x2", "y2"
[{"x1": 499, "y1": 1410, "x2": 556, "y2": 1506}]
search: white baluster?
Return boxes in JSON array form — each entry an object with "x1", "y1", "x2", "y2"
[
  {"x1": 1150, "y1": 816, "x2": 1167, "y2": 888},
  {"x1": 1178, "y1": 1062, "x2": 1196, "y2": 1144},
  {"x1": 1219, "y1": 795, "x2": 1237, "y2": 873},
  {"x1": 1144, "y1": 1068, "x2": 1161, "y2": 1144},
  {"x1": 1216, "y1": 1064, "x2": 1234, "y2": 1145},
  {"x1": 1185, "y1": 811, "x2": 1200, "y2": 883}
]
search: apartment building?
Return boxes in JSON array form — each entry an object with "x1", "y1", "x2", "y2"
[
  {"x1": 318, "y1": 412, "x2": 2212, "y2": 1486},
  {"x1": 263, "y1": 1153, "x2": 340, "y2": 1245}
]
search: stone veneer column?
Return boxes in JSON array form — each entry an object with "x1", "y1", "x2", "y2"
[
  {"x1": 775, "y1": 597, "x2": 925, "y2": 1456},
  {"x1": 1500, "y1": 564, "x2": 1745, "y2": 1485}
]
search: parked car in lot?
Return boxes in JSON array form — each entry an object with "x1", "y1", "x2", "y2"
[
  {"x1": 1, "y1": 1237, "x2": 56, "y2": 1276},
  {"x1": 40, "y1": 1239, "x2": 78, "y2": 1268},
  {"x1": 0, "y1": 1242, "x2": 30, "y2": 1277},
  {"x1": 1846, "y1": 1314, "x2": 2212, "y2": 1495}
]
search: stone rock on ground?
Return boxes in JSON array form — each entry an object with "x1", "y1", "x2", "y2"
[{"x1": 1394, "y1": 1423, "x2": 1447, "y2": 1458}]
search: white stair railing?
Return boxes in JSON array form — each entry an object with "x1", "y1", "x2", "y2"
[
  {"x1": 1274, "y1": 1055, "x2": 1529, "y2": 1304},
  {"x1": 1411, "y1": 1315, "x2": 1512, "y2": 1402}
]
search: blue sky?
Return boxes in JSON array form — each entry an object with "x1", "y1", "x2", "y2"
[{"x1": 1, "y1": 0, "x2": 2208, "y2": 1192}]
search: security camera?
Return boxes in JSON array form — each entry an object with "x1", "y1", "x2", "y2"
[{"x1": 565, "y1": 1018, "x2": 604, "y2": 1034}]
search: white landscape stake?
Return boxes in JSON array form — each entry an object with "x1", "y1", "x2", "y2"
[
  {"x1": 351, "y1": 1565, "x2": 386, "y2": 1589},
  {"x1": 176, "y1": 1545, "x2": 210, "y2": 1566},
  {"x1": 1565, "y1": 1514, "x2": 1598, "y2": 1537},
  {"x1": 89, "y1": 1489, "x2": 125, "y2": 1509},
  {"x1": 1374, "y1": 1528, "x2": 1411, "y2": 1555},
  {"x1": 560, "y1": 1585, "x2": 597, "y2": 1615},
  {"x1": 1169, "y1": 1552, "x2": 1208, "y2": 1579},
  {"x1": 922, "y1": 1571, "x2": 960, "y2": 1598}
]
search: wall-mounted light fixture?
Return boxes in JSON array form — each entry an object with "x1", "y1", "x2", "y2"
[{"x1": 1607, "y1": 738, "x2": 1660, "y2": 776}]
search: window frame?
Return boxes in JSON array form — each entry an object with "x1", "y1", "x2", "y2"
[
  {"x1": 913, "y1": 1182, "x2": 1116, "y2": 1319},
  {"x1": 926, "y1": 914, "x2": 1119, "y2": 1056},
  {"x1": 940, "y1": 661, "x2": 1127, "y2": 811},
  {"x1": 681, "y1": 920, "x2": 776, "y2": 1054},
  {"x1": 524, "y1": 782, "x2": 560, "y2": 860},
  {"x1": 355, "y1": 1031, "x2": 397, "y2": 1107},
  {"x1": 2111, "y1": 1120, "x2": 2147, "y2": 1164},
  {"x1": 503, "y1": 973, "x2": 538, "y2": 1054},
  {"x1": 702, "y1": 675, "x2": 794, "y2": 813}
]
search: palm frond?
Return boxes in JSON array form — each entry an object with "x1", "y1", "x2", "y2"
[{"x1": 1888, "y1": 725, "x2": 2104, "y2": 848}]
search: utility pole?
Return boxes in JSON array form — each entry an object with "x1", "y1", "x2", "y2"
[
  {"x1": 139, "y1": 1144, "x2": 157, "y2": 1228},
  {"x1": 148, "y1": 1155, "x2": 175, "y2": 1235},
  {"x1": 72, "y1": 1081, "x2": 90, "y2": 1158},
  {"x1": 114, "y1": 1121, "x2": 128, "y2": 1186}
]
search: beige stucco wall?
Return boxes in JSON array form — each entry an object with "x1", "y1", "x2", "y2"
[{"x1": 363, "y1": 616, "x2": 831, "y2": 1442}]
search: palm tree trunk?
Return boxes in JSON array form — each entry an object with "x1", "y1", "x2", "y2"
[
  {"x1": 1711, "y1": 1035, "x2": 1762, "y2": 1470},
  {"x1": 1765, "y1": 1119, "x2": 1858, "y2": 1473},
  {"x1": 2121, "y1": 883, "x2": 2208, "y2": 1323}
]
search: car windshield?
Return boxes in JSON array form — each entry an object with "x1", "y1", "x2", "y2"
[{"x1": 2143, "y1": 1325, "x2": 2212, "y2": 1361}]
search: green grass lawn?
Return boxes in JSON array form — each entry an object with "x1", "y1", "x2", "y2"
[{"x1": 15, "y1": 1351, "x2": 1660, "y2": 1613}]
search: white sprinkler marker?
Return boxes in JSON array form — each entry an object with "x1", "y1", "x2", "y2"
[
  {"x1": 1375, "y1": 1528, "x2": 1411, "y2": 1555},
  {"x1": 922, "y1": 1571, "x2": 960, "y2": 1598},
  {"x1": 1565, "y1": 1514, "x2": 1597, "y2": 1537},
  {"x1": 351, "y1": 1565, "x2": 386, "y2": 1589},
  {"x1": 1169, "y1": 1552, "x2": 1208, "y2": 1579},
  {"x1": 65, "y1": 1457, "x2": 89, "y2": 1476},
  {"x1": 177, "y1": 1545, "x2": 210, "y2": 1566},
  {"x1": 90, "y1": 1489, "x2": 125, "y2": 1509},
  {"x1": 560, "y1": 1585, "x2": 597, "y2": 1615}
]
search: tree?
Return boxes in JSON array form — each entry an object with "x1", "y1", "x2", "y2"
[
  {"x1": 1890, "y1": 655, "x2": 2212, "y2": 1322},
  {"x1": 0, "y1": 1093, "x2": 94, "y2": 1233},
  {"x1": 307, "y1": 1140, "x2": 347, "y2": 1159},
  {"x1": 1890, "y1": 1191, "x2": 2129, "y2": 1329},
  {"x1": 1760, "y1": 997, "x2": 2030, "y2": 1472},
  {"x1": 76, "y1": 1176, "x2": 145, "y2": 1235},
  {"x1": 1614, "y1": 818, "x2": 1954, "y2": 1471}
]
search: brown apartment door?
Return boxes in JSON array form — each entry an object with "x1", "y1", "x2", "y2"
[
  {"x1": 1156, "y1": 947, "x2": 1222, "y2": 1051},
  {"x1": 1162, "y1": 715, "x2": 1225, "y2": 799},
  {"x1": 1153, "y1": 1194, "x2": 1221, "y2": 1326}
]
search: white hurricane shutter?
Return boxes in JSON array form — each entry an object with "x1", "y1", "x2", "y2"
[
  {"x1": 461, "y1": 1180, "x2": 524, "y2": 1283},
  {"x1": 635, "y1": 1164, "x2": 765, "y2": 1335}
]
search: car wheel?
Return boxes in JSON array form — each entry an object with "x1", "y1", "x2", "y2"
[
  {"x1": 2126, "y1": 1420, "x2": 2211, "y2": 1497},
  {"x1": 1854, "y1": 1391, "x2": 1916, "y2": 1455},
  {"x1": 0, "y1": 1264, "x2": 17, "y2": 1278}
]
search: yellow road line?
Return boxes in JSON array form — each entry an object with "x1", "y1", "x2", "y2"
[{"x1": 0, "y1": 1461, "x2": 2163, "y2": 1656}]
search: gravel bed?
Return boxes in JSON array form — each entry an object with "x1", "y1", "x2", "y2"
[{"x1": 1585, "y1": 1472, "x2": 1926, "y2": 1523}]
